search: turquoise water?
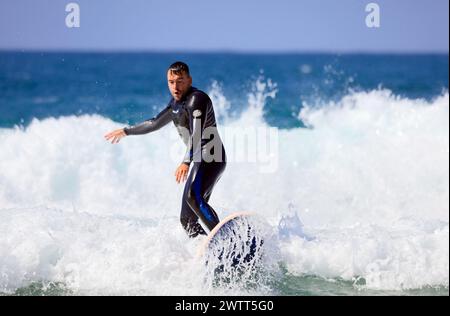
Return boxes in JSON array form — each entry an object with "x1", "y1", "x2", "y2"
[
  {"x1": 0, "y1": 52, "x2": 447, "y2": 128},
  {"x1": 2, "y1": 276, "x2": 448, "y2": 296}
]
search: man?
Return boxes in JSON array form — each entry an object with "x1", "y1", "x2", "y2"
[{"x1": 105, "y1": 62, "x2": 226, "y2": 238}]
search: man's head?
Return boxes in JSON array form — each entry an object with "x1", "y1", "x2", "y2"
[{"x1": 167, "y1": 62, "x2": 192, "y2": 101}]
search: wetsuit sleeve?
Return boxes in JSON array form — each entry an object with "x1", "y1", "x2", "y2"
[
  {"x1": 183, "y1": 92, "x2": 209, "y2": 164},
  {"x1": 123, "y1": 105, "x2": 172, "y2": 136}
]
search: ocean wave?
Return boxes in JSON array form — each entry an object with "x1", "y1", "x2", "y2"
[{"x1": 0, "y1": 87, "x2": 448, "y2": 294}]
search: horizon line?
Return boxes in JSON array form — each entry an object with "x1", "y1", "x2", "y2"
[{"x1": 0, "y1": 48, "x2": 448, "y2": 55}]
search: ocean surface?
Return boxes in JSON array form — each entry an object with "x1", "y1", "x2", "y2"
[{"x1": 0, "y1": 52, "x2": 448, "y2": 296}]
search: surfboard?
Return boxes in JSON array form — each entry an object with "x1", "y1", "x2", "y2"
[{"x1": 198, "y1": 212, "x2": 264, "y2": 269}]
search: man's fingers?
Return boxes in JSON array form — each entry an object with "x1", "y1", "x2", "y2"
[
  {"x1": 105, "y1": 130, "x2": 125, "y2": 143},
  {"x1": 105, "y1": 132, "x2": 117, "y2": 142},
  {"x1": 180, "y1": 171, "x2": 184, "y2": 182},
  {"x1": 174, "y1": 166, "x2": 189, "y2": 184},
  {"x1": 180, "y1": 170, "x2": 186, "y2": 183}
]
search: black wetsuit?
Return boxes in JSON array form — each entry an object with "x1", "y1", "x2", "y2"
[{"x1": 124, "y1": 87, "x2": 226, "y2": 237}]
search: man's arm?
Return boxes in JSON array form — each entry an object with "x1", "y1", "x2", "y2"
[{"x1": 124, "y1": 104, "x2": 172, "y2": 135}]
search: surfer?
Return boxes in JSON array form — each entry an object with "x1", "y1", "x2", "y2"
[{"x1": 105, "y1": 62, "x2": 226, "y2": 238}]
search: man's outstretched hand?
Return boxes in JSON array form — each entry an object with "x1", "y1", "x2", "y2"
[
  {"x1": 104, "y1": 128, "x2": 127, "y2": 144},
  {"x1": 175, "y1": 163, "x2": 190, "y2": 184}
]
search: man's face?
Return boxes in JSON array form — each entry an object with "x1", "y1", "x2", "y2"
[{"x1": 167, "y1": 71, "x2": 192, "y2": 101}]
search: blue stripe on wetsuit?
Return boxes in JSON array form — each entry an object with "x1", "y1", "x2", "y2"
[{"x1": 192, "y1": 167, "x2": 216, "y2": 224}]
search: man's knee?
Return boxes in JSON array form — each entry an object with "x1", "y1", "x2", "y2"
[{"x1": 186, "y1": 187, "x2": 199, "y2": 210}]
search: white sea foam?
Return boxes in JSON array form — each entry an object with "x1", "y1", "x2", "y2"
[{"x1": 0, "y1": 81, "x2": 448, "y2": 294}]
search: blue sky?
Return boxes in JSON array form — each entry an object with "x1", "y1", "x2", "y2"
[{"x1": 0, "y1": 0, "x2": 448, "y2": 52}]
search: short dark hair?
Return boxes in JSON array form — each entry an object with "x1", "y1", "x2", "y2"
[{"x1": 168, "y1": 61, "x2": 190, "y2": 76}]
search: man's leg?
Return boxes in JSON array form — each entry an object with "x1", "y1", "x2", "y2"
[
  {"x1": 185, "y1": 161, "x2": 226, "y2": 232},
  {"x1": 180, "y1": 166, "x2": 207, "y2": 238}
]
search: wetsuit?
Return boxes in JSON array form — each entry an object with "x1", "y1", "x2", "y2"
[{"x1": 124, "y1": 87, "x2": 227, "y2": 237}]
